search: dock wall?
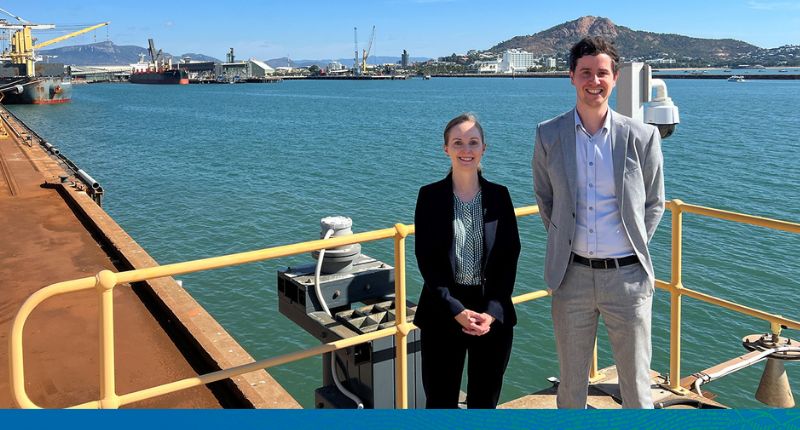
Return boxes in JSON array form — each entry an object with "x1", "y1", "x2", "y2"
[{"x1": 2, "y1": 106, "x2": 299, "y2": 409}]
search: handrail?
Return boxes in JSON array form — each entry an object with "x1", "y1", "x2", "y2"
[
  {"x1": 662, "y1": 200, "x2": 800, "y2": 393},
  {"x1": 9, "y1": 201, "x2": 800, "y2": 408}
]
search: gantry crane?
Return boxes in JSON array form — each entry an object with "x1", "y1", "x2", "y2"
[{"x1": 0, "y1": 8, "x2": 108, "y2": 76}]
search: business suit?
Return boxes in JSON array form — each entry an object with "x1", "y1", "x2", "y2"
[
  {"x1": 414, "y1": 172, "x2": 521, "y2": 408},
  {"x1": 533, "y1": 108, "x2": 665, "y2": 408}
]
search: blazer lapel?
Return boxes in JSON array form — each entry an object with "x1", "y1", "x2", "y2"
[
  {"x1": 560, "y1": 110, "x2": 578, "y2": 208},
  {"x1": 610, "y1": 111, "x2": 629, "y2": 211},
  {"x1": 481, "y1": 178, "x2": 497, "y2": 261},
  {"x1": 441, "y1": 175, "x2": 457, "y2": 277}
]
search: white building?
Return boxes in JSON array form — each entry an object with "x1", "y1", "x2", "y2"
[
  {"x1": 499, "y1": 49, "x2": 537, "y2": 73},
  {"x1": 545, "y1": 57, "x2": 557, "y2": 69},
  {"x1": 326, "y1": 61, "x2": 347, "y2": 74},
  {"x1": 248, "y1": 59, "x2": 275, "y2": 77},
  {"x1": 474, "y1": 60, "x2": 500, "y2": 74}
]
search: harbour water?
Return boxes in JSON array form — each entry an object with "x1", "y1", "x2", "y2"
[{"x1": 8, "y1": 77, "x2": 799, "y2": 408}]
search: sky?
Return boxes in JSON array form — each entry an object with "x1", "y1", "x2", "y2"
[{"x1": 4, "y1": 0, "x2": 800, "y2": 60}]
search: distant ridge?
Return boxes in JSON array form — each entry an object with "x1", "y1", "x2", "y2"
[
  {"x1": 38, "y1": 41, "x2": 423, "y2": 68},
  {"x1": 38, "y1": 41, "x2": 220, "y2": 65},
  {"x1": 489, "y1": 16, "x2": 759, "y2": 63}
]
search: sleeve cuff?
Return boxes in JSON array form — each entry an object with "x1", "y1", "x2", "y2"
[
  {"x1": 486, "y1": 300, "x2": 504, "y2": 325},
  {"x1": 447, "y1": 298, "x2": 466, "y2": 317}
]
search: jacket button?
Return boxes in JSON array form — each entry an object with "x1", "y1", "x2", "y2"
[
  {"x1": 572, "y1": 212, "x2": 575, "y2": 218},
  {"x1": 568, "y1": 240, "x2": 572, "y2": 245}
]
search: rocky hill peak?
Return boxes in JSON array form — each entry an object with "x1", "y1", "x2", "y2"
[{"x1": 488, "y1": 15, "x2": 758, "y2": 63}]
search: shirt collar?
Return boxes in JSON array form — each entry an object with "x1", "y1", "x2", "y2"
[{"x1": 574, "y1": 109, "x2": 611, "y2": 138}]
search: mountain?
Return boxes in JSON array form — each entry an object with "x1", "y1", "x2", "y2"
[
  {"x1": 488, "y1": 16, "x2": 760, "y2": 64},
  {"x1": 38, "y1": 41, "x2": 220, "y2": 65},
  {"x1": 177, "y1": 53, "x2": 220, "y2": 63}
]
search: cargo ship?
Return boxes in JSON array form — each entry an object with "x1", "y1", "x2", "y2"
[
  {"x1": 0, "y1": 75, "x2": 72, "y2": 104},
  {"x1": 0, "y1": 10, "x2": 107, "y2": 104},
  {"x1": 129, "y1": 68, "x2": 188, "y2": 85},
  {"x1": 129, "y1": 40, "x2": 189, "y2": 85}
]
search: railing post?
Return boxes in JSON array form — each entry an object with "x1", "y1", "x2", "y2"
[
  {"x1": 96, "y1": 270, "x2": 120, "y2": 408},
  {"x1": 393, "y1": 224, "x2": 410, "y2": 409},
  {"x1": 589, "y1": 338, "x2": 601, "y2": 381},
  {"x1": 668, "y1": 200, "x2": 686, "y2": 392}
]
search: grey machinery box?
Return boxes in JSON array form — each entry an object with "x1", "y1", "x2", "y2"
[{"x1": 277, "y1": 254, "x2": 425, "y2": 408}]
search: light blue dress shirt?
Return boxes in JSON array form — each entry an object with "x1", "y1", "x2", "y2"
[{"x1": 573, "y1": 110, "x2": 635, "y2": 258}]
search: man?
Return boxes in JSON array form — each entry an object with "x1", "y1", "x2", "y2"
[{"x1": 532, "y1": 36, "x2": 665, "y2": 409}]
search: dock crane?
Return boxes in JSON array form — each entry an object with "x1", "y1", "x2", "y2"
[
  {"x1": 0, "y1": 8, "x2": 108, "y2": 76},
  {"x1": 353, "y1": 26, "x2": 359, "y2": 76},
  {"x1": 361, "y1": 26, "x2": 375, "y2": 75}
]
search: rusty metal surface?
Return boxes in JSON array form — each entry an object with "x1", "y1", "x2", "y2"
[
  {"x1": 0, "y1": 110, "x2": 223, "y2": 408},
  {"x1": 500, "y1": 366, "x2": 726, "y2": 409}
]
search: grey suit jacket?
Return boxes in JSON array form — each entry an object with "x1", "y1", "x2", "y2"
[{"x1": 532, "y1": 108, "x2": 665, "y2": 291}]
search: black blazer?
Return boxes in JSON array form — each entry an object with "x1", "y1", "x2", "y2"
[{"x1": 413, "y1": 173, "x2": 521, "y2": 330}]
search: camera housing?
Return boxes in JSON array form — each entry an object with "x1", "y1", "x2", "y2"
[
  {"x1": 644, "y1": 101, "x2": 680, "y2": 139},
  {"x1": 643, "y1": 79, "x2": 680, "y2": 139}
]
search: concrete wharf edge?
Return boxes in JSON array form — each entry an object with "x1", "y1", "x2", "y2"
[{"x1": 0, "y1": 105, "x2": 300, "y2": 409}]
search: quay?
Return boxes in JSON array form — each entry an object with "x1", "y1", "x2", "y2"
[
  {"x1": 653, "y1": 73, "x2": 800, "y2": 80},
  {"x1": 0, "y1": 105, "x2": 299, "y2": 409}
]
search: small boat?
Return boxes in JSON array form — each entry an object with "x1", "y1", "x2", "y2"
[
  {"x1": 423, "y1": 75, "x2": 431, "y2": 80},
  {"x1": 779, "y1": 69, "x2": 788, "y2": 73},
  {"x1": 727, "y1": 75, "x2": 746, "y2": 82}
]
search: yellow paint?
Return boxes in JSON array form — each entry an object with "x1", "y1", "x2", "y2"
[{"x1": 9, "y1": 202, "x2": 800, "y2": 408}]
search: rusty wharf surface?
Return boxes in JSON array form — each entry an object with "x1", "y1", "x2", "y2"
[{"x1": 0, "y1": 106, "x2": 299, "y2": 409}]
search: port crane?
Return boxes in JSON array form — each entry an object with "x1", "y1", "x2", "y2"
[
  {"x1": 0, "y1": 8, "x2": 108, "y2": 76},
  {"x1": 361, "y1": 26, "x2": 375, "y2": 75},
  {"x1": 352, "y1": 25, "x2": 376, "y2": 76},
  {"x1": 353, "y1": 27, "x2": 359, "y2": 76}
]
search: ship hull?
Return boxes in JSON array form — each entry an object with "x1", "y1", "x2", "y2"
[
  {"x1": 129, "y1": 69, "x2": 189, "y2": 85},
  {"x1": 0, "y1": 76, "x2": 72, "y2": 104}
]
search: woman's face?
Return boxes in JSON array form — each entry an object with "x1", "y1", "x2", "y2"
[{"x1": 444, "y1": 120, "x2": 485, "y2": 172}]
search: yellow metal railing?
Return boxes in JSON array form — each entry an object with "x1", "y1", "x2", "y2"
[
  {"x1": 8, "y1": 201, "x2": 800, "y2": 408},
  {"x1": 662, "y1": 200, "x2": 800, "y2": 392}
]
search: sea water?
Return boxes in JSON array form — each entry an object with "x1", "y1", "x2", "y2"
[{"x1": 9, "y1": 77, "x2": 800, "y2": 408}]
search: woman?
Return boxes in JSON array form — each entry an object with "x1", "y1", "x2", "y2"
[{"x1": 413, "y1": 113, "x2": 521, "y2": 409}]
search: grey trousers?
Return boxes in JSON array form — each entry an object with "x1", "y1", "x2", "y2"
[{"x1": 551, "y1": 260, "x2": 654, "y2": 409}]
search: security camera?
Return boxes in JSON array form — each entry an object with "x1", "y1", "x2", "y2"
[{"x1": 643, "y1": 79, "x2": 679, "y2": 139}]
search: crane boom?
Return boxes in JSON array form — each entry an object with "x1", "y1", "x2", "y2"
[
  {"x1": 32, "y1": 22, "x2": 109, "y2": 50},
  {"x1": 361, "y1": 25, "x2": 375, "y2": 74},
  {"x1": 0, "y1": 11, "x2": 109, "y2": 77}
]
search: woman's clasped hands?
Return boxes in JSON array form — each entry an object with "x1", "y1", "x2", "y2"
[{"x1": 455, "y1": 309, "x2": 495, "y2": 336}]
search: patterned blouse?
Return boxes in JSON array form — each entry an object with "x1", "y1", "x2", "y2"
[{"x1": 453, "y1": 190, "x2": 484, "y2": 285}]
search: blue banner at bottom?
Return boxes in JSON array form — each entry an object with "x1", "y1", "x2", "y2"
[{"x1": 2, "y1": 409, "x2": 800, "y2": 429}]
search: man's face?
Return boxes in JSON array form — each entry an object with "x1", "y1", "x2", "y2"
[{"x1": 570, "y1": 53, "x2": 618, "y2": 111}]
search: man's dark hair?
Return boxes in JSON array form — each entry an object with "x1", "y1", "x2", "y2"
[{"x1": 569, "y1": 36, "x2": 620, "y2": 72}]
